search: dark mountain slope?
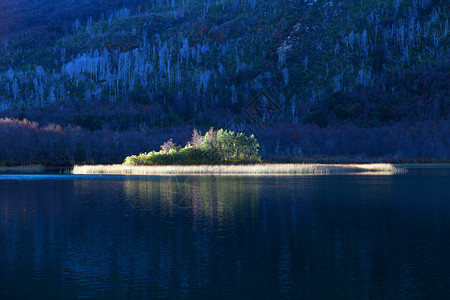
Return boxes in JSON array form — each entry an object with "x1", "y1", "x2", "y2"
[{"x1": 0, "y1": 0, "x2": 448, "y2": 164}]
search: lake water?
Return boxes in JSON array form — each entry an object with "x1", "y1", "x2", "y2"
[{"x1": 1, "y1": 170, "x2": 449, "y2": 299}]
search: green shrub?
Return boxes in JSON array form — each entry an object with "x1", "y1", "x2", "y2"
[{"x1": 123, "y1": 128, "x2": 261, "y2": 165}]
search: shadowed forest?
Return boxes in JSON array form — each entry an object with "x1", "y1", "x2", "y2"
[{"x1": 0, "y1": 0, "x2": 448, "y2": 165}]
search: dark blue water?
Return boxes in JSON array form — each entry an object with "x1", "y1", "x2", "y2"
[{"x1": 1, "y1": 170, "x2": 450, "y2": 299}]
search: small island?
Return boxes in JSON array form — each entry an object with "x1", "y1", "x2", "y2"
[{"x1": 73, "y1": 128, "x2": 403, "y2": 176}]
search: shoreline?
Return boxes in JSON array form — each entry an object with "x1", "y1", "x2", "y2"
[
  {"x1": 0, "y1": 165, "x2": 47, "y2": 173},
  {"x1": 2, "y1": 163, "x2": 450, "y2": 176},
  {"x1": 72, "y1": 164, "x2": 405, "y2": 176}
]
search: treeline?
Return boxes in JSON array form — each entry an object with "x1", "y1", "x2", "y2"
[
  {"x1": 256, "y1": 121, "x2": 450, "y2": 163},
  {"x1": 0, "y1": 118, "x2": 192, "y2": 166},
  {"x1": 1, "y1": 118, "x2": 449, "y2": 166}
]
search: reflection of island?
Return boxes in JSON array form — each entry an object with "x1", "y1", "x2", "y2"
[{"x1": 123, "y1": 176, "x2": 261, "y2": 222}]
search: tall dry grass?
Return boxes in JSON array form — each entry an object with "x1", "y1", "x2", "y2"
[{"x1": 72, "y1": 163, "x2": 403, "y2": 176}]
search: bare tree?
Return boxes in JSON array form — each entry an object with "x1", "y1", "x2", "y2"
[{"x1": 161, "y1": 138, "x2": 177, "y2": 152}]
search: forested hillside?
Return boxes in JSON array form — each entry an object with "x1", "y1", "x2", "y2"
[{"x1": 0, "y1": 0, "x2": 449, "y2": 164}]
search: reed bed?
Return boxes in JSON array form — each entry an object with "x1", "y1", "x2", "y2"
[
  {"x1": 72, "y1": 163, "x2": 403, "y2": 176},
  {"x1": 393, "y1": 163, "x2": 450, "y2": 169}
]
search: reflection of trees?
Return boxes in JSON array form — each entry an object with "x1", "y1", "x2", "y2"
[{"x1": 124, "y1": 176, "x2": 261, "y2": 223}]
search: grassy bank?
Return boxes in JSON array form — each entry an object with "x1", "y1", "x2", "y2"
[{"x1": 72, "y1": 164, "x2": 403, "y2": 176}]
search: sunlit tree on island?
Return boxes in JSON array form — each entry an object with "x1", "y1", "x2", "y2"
[{"x1": 124, "y1": 129, "x2": 261, "y2": 165}]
